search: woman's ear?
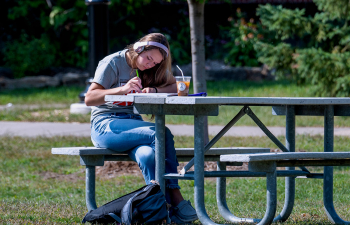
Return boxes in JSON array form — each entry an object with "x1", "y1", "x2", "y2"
[{"x1": 135, "y1": 46, "x2": 144, "y2": 54}]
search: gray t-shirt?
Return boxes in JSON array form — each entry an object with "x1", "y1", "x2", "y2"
[{"x1": 90, "y1": 49, "x2": 137, "y2": 122}]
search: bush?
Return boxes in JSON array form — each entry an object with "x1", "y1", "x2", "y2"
[
  {"x1": 222, "y1": 8, "x2": 274, "y2": 67},
  {"x1": 3, "y1": 35, "x2": 56, "y2": 78},
  {"x1": 254, "y1": 0, "x2": 350, "y2": 96}
]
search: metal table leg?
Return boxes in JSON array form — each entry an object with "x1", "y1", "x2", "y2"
[
  {"x1": 324, "y1": 105, "x2": 350, "y2": 224},
  {"x1": 274, "y1": 105, "x2": 296, "y2": 222},
  {"x1": 216, "y1": 106, "x2": 295, "y2": 223},
  {"x1": 196, "y1": 115, "x2": 277, "y2": 225},
  {"x1": 86, "y1": 166, "x2": 97, "y2": 211},
  {"x1": 155, "y1": 114, "x2": 166, "y2": 193},
  {"x1": 216, "y1": 161, "x2": 261, "y2": 223},
  {"x1": 81, "y1": 155, "x2": 104, "y2": 211}
]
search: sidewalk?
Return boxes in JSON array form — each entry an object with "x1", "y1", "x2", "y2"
[{"x1": 2, "y1": 121, "x2": 350, "y2": 137}]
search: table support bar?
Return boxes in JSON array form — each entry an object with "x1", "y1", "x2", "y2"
[
  {"x1": 180, "y1": 106, "x2": 247, "y2": 175},
  {"x1": 245, "y1": 107, "x2": 309, "y2": 173}
]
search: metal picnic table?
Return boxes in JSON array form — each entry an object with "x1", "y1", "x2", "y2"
[{"x1": 105, "y1": 95, "x2": 350, "y2": 224}]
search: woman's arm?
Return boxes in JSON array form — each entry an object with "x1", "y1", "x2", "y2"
[
  {"x1": 85, "y1": 77, "x2": 143, "y2": 106},
  {"x1": 142, "y1": 76, "x2": 177, "y2": 93}
]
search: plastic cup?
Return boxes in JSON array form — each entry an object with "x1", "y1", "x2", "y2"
[{"x1": 175, "y1": 76, "x2": 191, "y2": 96}]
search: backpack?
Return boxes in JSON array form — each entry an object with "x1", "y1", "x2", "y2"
[{"x1": 82, "y1": 183, "x2": 168, "y2": 224}]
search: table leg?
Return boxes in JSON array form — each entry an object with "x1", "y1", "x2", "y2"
[
  {"x1": 86, "y1": 166, "x2": 97, "y2": 211},
  {"x1": 274, "y1": 105, "x2": 296, "y2": 222},
  {"x1": 196, "y1": 115, "x2": 276, "y2": 225},
  {"x1": 323, "y1": 105, "x2": 350, "y2": 224},
  {"x1": 155, "y1": 114, "x2": 166, "y2": 193},
  {"x1": 194, "y1": 115, "x2": 219, "y2": 224},
  {"x1": 216, "y1": 161, "x2": 261, "y2": 223}
]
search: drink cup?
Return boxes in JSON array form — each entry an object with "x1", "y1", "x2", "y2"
[{"x1": 175, "y1": 76, "x2": 191, "y2": 96}]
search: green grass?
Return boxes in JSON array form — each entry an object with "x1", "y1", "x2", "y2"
[
  {"x1": 2, "y1": 81, "x2": 350, "y2": 127},
  {"x1": 1, "y1": 135, "x2": 350, "y2": 224}
]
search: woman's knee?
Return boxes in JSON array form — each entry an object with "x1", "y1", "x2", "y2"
[{"x1": 134, "y1": 146, "x2": 155, "y2": 168}]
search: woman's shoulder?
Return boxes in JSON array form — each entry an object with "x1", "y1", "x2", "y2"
[{"x1": 100, "y1": 50, "x2": 127, "y2": 64}]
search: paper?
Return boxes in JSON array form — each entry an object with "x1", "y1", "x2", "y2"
[{"x1": 127, "y1": 93, "x2": 178, "y2": 97}]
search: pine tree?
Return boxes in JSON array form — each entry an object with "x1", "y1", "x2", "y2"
[{"x1": 255, "y1": 0, "x2": 350, "y2": 96}]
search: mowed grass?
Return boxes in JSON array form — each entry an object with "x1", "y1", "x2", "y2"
[
  {"x1": 2, "y1": 80, "x2": 350, "y2": 126},
  {"x1": 1, "y1": 135, "x2": 350, "y2": 224}
]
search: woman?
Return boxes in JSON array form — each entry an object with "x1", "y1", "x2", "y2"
[{"x1": 85, "y1": 33, "x2": 198, "y2": 224}]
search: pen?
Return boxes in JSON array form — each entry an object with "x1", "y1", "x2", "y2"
[
  {"x1": 188, "y1": 92, "x2": 207, "y2": 97},
  {"x1": 136, "y1": 69, "x2": 143, "y2": 91}
]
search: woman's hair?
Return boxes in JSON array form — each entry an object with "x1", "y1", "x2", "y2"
[{"x1": 126, "y1": 33, "x2": 173, "y2": 88}]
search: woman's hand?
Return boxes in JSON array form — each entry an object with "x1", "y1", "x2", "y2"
[
  {"x1": 121, "y1": 77, "x2": 143, "y2": 93},
  {"x1": 142, "y1": 87, "x2": 157, "y2": 93}
]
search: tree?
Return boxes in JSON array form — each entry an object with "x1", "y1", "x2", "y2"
[
  {"x1": 255, "y1": 0, "x2": 350, "y2": 97},
  {"x1": 187, "y1": 0, "x2": 209, "y2": 144}
]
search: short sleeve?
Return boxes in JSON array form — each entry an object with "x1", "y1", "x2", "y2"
[{"x1": 93, "y1": 61, "x2": 118, "y2": 89}]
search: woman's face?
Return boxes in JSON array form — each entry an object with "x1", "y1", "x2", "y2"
[{"x1": 136, "y1": 48, "x2": 163, "y2": 71}]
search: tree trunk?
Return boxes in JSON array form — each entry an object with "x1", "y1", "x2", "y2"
[{"x1": 187, "y1": 0, "x2": 209, "y2": 144}]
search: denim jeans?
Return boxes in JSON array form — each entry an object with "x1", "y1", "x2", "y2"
[{"x1": 91, "y1": 113, "x2": 180, "y2": 192}]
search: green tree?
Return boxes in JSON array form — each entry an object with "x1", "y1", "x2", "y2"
[{"x1": 255, "y1": 0, "x2": 350, "y2": 96}]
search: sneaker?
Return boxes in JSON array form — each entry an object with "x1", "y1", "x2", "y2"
[{"x1": 169, "y1": 200, "x2": 198, "y2": 224}]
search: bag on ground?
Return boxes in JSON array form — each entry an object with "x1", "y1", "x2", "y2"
[{"x1": 82, "y1": 183, "x2": 168, "y2": 224}]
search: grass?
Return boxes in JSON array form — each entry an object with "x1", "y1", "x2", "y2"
[
  {"x1": 2, "y1": 80, "x2": 350, "y2": 127},
  {"x1": 1, "y1": 135, "x2": 350, "y2": 224}
]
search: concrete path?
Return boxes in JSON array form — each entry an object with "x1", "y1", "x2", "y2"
[{"x1": 2, "y1": 121, "x2": 350, "y2": 137}]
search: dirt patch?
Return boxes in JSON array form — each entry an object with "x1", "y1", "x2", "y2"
[
  {"x1": 41, "y1": 160, "x2": 251, "y2": 182},
  {"x1": 94, "y1": 161, "x2": 249, "y2": 180},
  {"x1": 40, "y1": 169, "x2": 85, "y2": 182},
  {"x1": 96, "y1": 161, "x2": 143, "y2": 179}
]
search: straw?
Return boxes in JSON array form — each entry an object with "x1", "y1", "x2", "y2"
[{"x1": 176, "y1": 65, "x2": 185, "y2": 81}]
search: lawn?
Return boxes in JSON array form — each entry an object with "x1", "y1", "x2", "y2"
[
  {"x1": 1, "y1": 135, "x2": 350, "y2": 224},
  {"x1": 2, "y1": 80, "x2": 350, "y2": 127}
]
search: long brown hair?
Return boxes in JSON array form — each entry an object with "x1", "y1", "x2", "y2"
[{"x1": 126, "y1": 33, "x2": 173, "y2": 88}]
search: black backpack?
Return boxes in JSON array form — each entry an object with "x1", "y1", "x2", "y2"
[{"x1": 82, "y1": 183, "x2": 168, "y2": 224}]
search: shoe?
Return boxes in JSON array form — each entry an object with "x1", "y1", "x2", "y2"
[{"x1": 169, "y1": 200, "x2": 198, "y2": 224}]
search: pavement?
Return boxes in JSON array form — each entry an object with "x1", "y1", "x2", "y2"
[{"x1": 2, "y1": 121, "x2": 350, "y2": 137}]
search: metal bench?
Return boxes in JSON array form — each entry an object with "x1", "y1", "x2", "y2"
[
  {"x1": 219, "y1": 152, "x2": 350, "y2": 225},
  {"x1": 52, "y1": 146, "x2": 270, "y2": 211}
]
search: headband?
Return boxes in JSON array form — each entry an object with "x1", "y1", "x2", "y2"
[{"x1": 133, "y1": 41, "x2": 169, "y2": 57}]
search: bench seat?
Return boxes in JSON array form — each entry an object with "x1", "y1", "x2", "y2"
[
  {"x1": 52, "y1": 147, "x2": 270, "y2": 164},
  {"x1": 221, "y1": 152, "x2": 350, "y2": 171},
  {"x1": 52, "y1": 147, "x2": 270, "y2": 156}
]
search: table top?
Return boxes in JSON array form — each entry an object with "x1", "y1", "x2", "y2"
[{"x1": 105, "y1": 95, "x2": 350, "y2": 106}]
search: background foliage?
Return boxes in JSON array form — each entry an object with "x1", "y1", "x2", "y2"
[
  {"x1": 2, "y1": 0, "x2": 230, "y2": 78},
  {"x1": 255, "y1": 0, "x2": 350, "y2": 97},
  {"x1": 221, "y1": 8, "x2": 276, "y2": 67},
  {"x1": 4, "y1": 0, "x2": 347, "y2": 98}
]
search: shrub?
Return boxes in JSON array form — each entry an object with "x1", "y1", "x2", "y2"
[
  {"x1": 222, "y1": 8, "x2": 274, "y2": 67},
  {"x1": 3, "y1": 35, "x2": 56, "y2": 78},
  {"x1": 254, "y1": 0, "x2": 350, "y2": 96}
]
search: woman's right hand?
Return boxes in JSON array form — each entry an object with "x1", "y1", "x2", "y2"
[{"x1": 121, "y1": 77, "x2": 143, "y2": 93}]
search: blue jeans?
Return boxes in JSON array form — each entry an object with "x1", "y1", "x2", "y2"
[{"x1": 91, "y1": 113, "x2": 180, "y2": 191}]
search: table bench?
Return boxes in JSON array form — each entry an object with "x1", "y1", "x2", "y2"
[
  {"x1": 52, "y1": 146, "x2": 270, "y2": 211},
  {"x1": 220, "y1": 152, "x2": 350, "y2": 225}
]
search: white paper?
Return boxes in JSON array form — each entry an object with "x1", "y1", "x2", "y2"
[{"x1": 127, "y1": 93, "x2": 178, "y2": 97}]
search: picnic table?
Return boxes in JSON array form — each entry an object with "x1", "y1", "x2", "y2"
[{"x1": 105, "y1": 95, "x2": 350, "y2": 225}]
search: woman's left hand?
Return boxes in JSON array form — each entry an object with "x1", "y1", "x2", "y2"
[{"x1": 142, "y1": 87, "x2": 157, "y2": 93}]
